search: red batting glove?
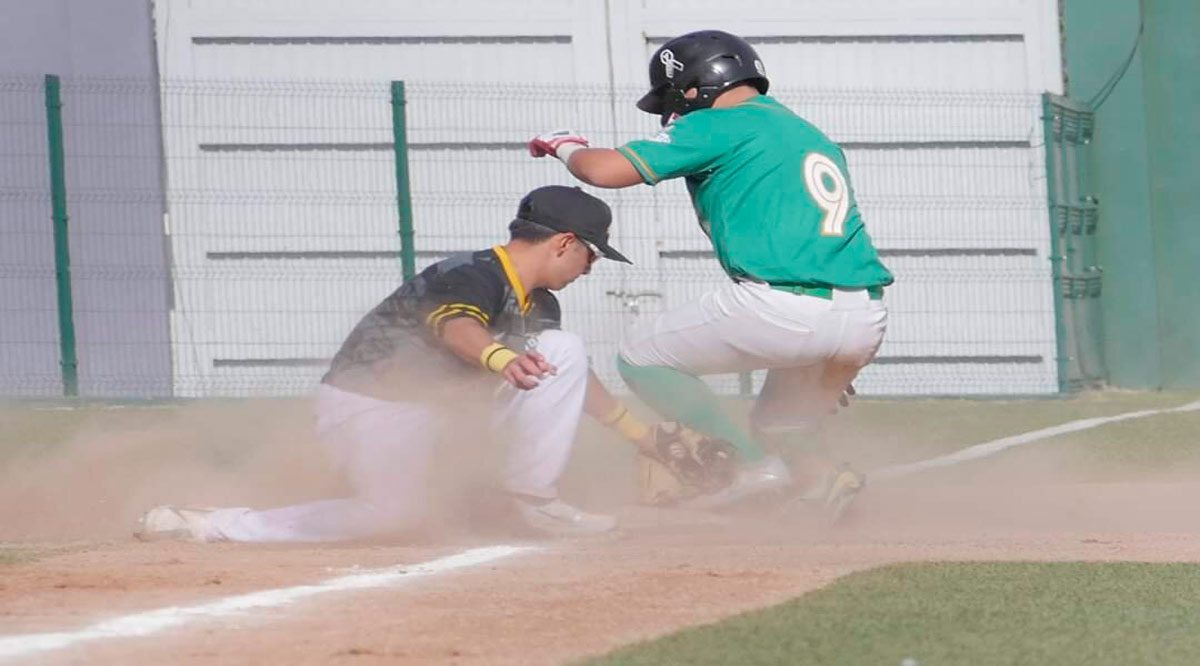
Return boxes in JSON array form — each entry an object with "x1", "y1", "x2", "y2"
[{"x1": 529, "y1": 129, "x2": 589, "y2": 160}]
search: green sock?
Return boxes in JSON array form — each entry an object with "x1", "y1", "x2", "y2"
[{"x1": 617, "y1": 356, "x2": 765, "y2": 462}]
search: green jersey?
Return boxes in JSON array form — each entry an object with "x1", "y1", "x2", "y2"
[{"x1": 619, "y1": 95, "x2": 893, "y2": 288}]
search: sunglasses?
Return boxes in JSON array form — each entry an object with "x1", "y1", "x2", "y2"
[{"x1": 572, "y1": 234, "x2": 599, "y2": 263}]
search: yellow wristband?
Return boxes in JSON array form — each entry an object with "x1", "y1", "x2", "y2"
[
  {"x1": 601, "y1": 404, "x2": 651, "y2": 444},
  {"x1": 480, "y1": 342, "x2": 519, "y2": 373},
  {"x1": 600, "y1": 404, "x2": 626, "y2": 425}
]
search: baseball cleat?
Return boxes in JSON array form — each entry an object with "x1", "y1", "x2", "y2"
[
  {"x1": 512, "y1": 498, "x2": 616, "y2": 536},
  {"x1": 821, "y1": 464, "x2": 866, "y2": 524},
  {"x1": 134, "y1": 505, "x2": 217, "y2": 542},
  {"x1": 678, "y1": 455, "x2": 791, "y2": 510}
]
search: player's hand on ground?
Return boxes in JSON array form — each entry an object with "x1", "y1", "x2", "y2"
[
  {"x1": 529, "y1": 129, "x2": 589, "y2": 159},
  {"x1": 500, "y1": 351, "x2": 557, "y2": 390}
]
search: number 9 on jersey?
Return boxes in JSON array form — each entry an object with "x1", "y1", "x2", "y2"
[{"x1": 804, "y1": 152, "x2": 850, "y2": 237}]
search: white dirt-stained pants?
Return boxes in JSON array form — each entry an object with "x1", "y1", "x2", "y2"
[
  {"x1": 619, "y1": 281, "x2": 888, "y2": 429},
  {"x1": 205, "y1": 330, "x2": 590, "y2": 542}
]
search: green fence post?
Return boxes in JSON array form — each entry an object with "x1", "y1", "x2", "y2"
[
  {"x1": 1042, "y1": 93, "x2": 1070, "y2": 393},
  {"x1": 43, "y1": 74, "x2": 79, "y2": 397},
  {"x1": 390, "y1": 81, "x2": 416, "y2": 282}
]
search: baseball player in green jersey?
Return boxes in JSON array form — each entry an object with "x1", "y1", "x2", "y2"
[{"x1": 530, "y1": 30, "x2": 893, "y2": 516}]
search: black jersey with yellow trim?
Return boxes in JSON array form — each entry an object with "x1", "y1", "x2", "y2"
[{"x1": 323, "y1": 248, "x2": 560, "y2": 396}]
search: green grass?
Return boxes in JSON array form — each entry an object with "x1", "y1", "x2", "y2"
[
  {"x1": 5, "y1": 391, "x2": 1196, "y2": 459},
  {"x1": 0, "y1": 546, "x2": 44, "y2": 565},
  {"x1": 5, "y1": 391, "x2": 1199, "y2": 510},
  {"x1": 586, "y1": 562, "x2": 1200, "y2": 666},
  {"x1": 0, "y1": 403, "x2": 178, "y2": 461},
  {"x1": 997, "y1": 409, "x2": 1200, "y2": 477},
  {"x1": 562, "y1": 391, "x2": 1200, "y2": 503},
  {"x1": 816, "y1": 391, "x2": 1200, "y2": 466},
  {"x1": 0, "y1": 398, "x2": 309, "y2": 465}
]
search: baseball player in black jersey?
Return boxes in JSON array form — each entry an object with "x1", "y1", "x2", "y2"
[{"x1": 136, "y1": 187, "x2": 729, "y2": 541}]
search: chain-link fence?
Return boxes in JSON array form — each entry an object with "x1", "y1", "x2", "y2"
[
  {"x1": 2, "y1": 76, "x2": 170, "y2": 399},
  {"x1": 2, "y1": 76, "x2": 1064, "y2": 399}
]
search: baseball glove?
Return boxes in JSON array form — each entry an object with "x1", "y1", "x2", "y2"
[{"x1": 636, "y1": 422, "x2": 739, "y2": 506}]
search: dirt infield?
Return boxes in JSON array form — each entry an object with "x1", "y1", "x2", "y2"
[
  {"x1": 7, "y1": 482, "x2": 1200, "y2": 665},
  {"x1": 3, "y1": 395, "x2": 1200, "y2": 663}
]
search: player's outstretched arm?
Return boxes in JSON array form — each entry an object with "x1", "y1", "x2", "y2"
[
  {"x1": 567, "y1": 148, "x2": 644, "y2": 188},
  {"x1": 440, "y1": 317, "x2": 555, "y2": 390},
  {"x1": 529, "y1": 129, "x2": 643, "y2": 189},
  {"x1": 586, "y1": 368, "x2": 738, "y2": 498},
  {"x1": 585, "y1": 369, "x2": 651, "y2": 448}
]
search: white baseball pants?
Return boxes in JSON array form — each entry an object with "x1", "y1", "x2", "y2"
[
  {"x1": 619, "y1": 281, "x2": 888, "y2": 429},
  {"x1": 205, "y1": 330, "x2": 589, "y2": 542}
]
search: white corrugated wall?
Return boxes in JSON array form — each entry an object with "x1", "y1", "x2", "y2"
[{"x1": 152, "y1": 0, "x2": 1063, "y2": 396}]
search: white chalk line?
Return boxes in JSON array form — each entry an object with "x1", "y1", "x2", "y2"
[
  {"x1": 873, "y1": 399, "x2": 1200, "y2": 481},
  {"x1": 0, "y1": 544, "x2": 536, "y2": 661}
]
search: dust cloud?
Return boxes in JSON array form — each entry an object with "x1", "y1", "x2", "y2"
[
  {"x1": 3, "y1": 396, "x2": 1198, "y2": 545},
  {"x1": 0, "y1": 396, "x2": 520, "y2": 543}
]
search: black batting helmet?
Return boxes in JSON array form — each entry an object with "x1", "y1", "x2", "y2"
[{"x1": 637, "y1": 30, "x2": 769, "y2": 125}]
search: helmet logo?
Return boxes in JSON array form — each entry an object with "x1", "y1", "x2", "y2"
[
  {"x1": 754, "y1": 59, "x2": 766, "y2": 77},
  {"x1": 659, "y1": 49, "x2": 685, "y2": 79}
]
